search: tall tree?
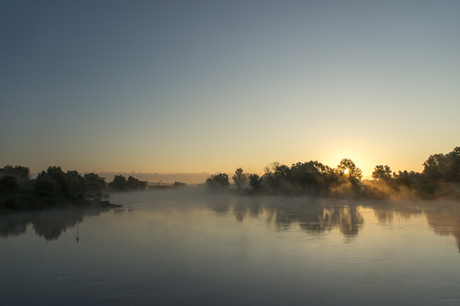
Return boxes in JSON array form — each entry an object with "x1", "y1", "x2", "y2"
[
  {"x1": 423, "y1": 147, "x2": 460, "y2": 183},
  {"x1": 126, "y1": 176, "x2": 147, "y2": 190},
  {"x1": 109, "y1": 175, "x2": 127, "y2": 191},
  {"x1": 290, "y1": 161, "x2": 326, "y2": 194},
  {"x1": 372, "y1": 165, "x2": 392, "y2": 183},
  {"x1": 206, "y1": 173, "x2": 230, "y2": 192},
  {"x1": 0, "y1": 165, "x2": 30, "y2": 180},
  {"x1": 337, "y1": 159, "x2": 362, "y2": 184},
  {"x1": 248, "y1": 174, "x2": 263, "y2": 191},
  {"x1": 232, "y1": 168, "x2": 247, "y2": 191}
]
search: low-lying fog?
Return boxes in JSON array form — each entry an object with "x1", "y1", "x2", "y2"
[{"x1": 1, "y1": 189, "x2": 460, "y2": 305}]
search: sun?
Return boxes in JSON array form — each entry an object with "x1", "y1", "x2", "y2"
[{"x1": 344, "y1": 169, "x2": 349, "y2": 174}]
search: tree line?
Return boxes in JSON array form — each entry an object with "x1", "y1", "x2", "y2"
[
  {"x1": 206, "y1": 147, "x2": 460, "y2": 199},
  {"x1": 0, "y1": 166, "x2": 148, "y2": 211}
]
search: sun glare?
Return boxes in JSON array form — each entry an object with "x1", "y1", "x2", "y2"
[{"x1": 344, "y1": 169, "x2": 349, "y2": 174}]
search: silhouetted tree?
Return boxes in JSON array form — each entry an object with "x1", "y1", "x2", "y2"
[
  {"x1": 106, "y1": 175, "x2": 147, "y2": 191},
  {"x1": 392, "y1": 170, "x2": 423, "y2": 189},
  {"x1": 261, "y1": 161, "x2": 334, "y2": 195},
  {"x1": 249, "y1": 174, "x2": 263, "y2": 191},
  {"x1": 34, "y1": 173, "x2": 59, "y2": 195},
  {"x1": 445, "y1": 147, "x2": 460, "y2": 182},
  {"x1": 34, "y1": 167, "x2": 70, "y2": 194},
  {"x1": 322, "y1": 165, "x2": 340, "y2": 192},
  {"x1": 0, "y1": 176, "x2": 20, "y2": 193},
  {"x1": 65, "y1": 170, "x2": 84, "y2": 196},
  {"x1": 126, "y1": 176, "x2": 147, "y2": 190},
  {"x1": 0, "y1": 165, "x2": 30, "y2": 180},
  {"x1": 0, "y1": 165, "x2": 125, "y2": 210},
  {"x1": 173, "y1": 181, "x2": 187, "y2": 188},
  {"x1": 337, "y1": 158, "x2": 362, "y2": 185},
  {"x1": 232, "y1": 168, "x2": 247, "y2": 191},
  {"x1": 206, "y1": 173, "x2": 230, "y2": 192},
  {"x1": 262, "y1": 162, "x2": 281, "y2": 191},
  {"x1": 109, "y1": 175, "x2": 127, "y2": 191},
  {"x1": 83, "y1": 173, "x2": 107, "y2": 193},
  {"x1": 423, "y1": 147, "x2": 460, "y2": 183},
  {"x1": 423, "y1": 154, "x2": 447, "y2": 182},
  {"x1": 289, "y1": 161, "x2": 327, "y2": 195},
  {"x1": 372, "y1": 165, "x2": 392, "y2": 183}
]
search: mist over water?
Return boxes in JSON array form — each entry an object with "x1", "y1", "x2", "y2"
[{"x1": 1, "y1": 190, "x2": 460, "y2": 305}]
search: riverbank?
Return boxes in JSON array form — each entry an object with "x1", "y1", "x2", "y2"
[{"x1": 0, "y1": 193, "x2": 121, "y2": 214}]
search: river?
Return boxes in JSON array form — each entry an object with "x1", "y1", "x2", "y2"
[{"x1": 1, "y1": 190, "x2": 459, "y2": 305}]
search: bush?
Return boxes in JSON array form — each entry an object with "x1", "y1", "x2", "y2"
[{"x1": 206, "y1": 173, "x2": 230, "y2": 192}]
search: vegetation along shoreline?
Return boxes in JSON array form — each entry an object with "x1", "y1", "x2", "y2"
[{"x1": 1, "y1": 147, "x2": 459, "y2": 212}]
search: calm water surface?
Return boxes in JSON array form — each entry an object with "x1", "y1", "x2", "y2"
[{"x1": 1, "y1": 191, "x2": 460, "y2": 305}]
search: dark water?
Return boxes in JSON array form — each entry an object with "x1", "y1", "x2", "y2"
[{"x1": 1, "y1": 191, "x2": 460, "y2": 305}]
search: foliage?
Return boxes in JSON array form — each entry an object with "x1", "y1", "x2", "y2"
[
  {"x1": 173, "y1": 181, "x2": 187, "y2": 188},
  {"x1": 289, "y1": 161, "x2": 328, "y2": 195},
  {"x1": 34, "y1": 175, "x2": 59, "y2": 195},
  {"x1": 248, "y1": 174, "x2": 263, "y2": 191},
  {"x1": 32, "y1": 167, "x2": 106, "y2": 198},
  {"x1": 126, "y1": 176, "x2": 147, "y2": 190},
  {"x1": 0, "y1": 176, "x2": 20, "y2": 193},
  {"x1": 260, "y1": 161, "x2": 339, "y2": 195},
  {"x1": 372, "y1": 165, "x2": 392, "y2": 183},
  {"x1": 108, "y1": 175, "x2": 147, "y2": 191},
  {"x1": 35, "y1": 167, "x2": 69, "y2": 194},
  {"x1": 337, "y1": 158, "x2": 363, "y2": 185},
  {"x1": 229, "y1": 148, "x2": 458, "y2": 199},
  {"x1": 2, "y1": 146, "x2": 460, "y2": 210},
  {"x1": 232, "y1": 168, "x2": 247, "y2": 191},
  {"x1": 83, "y1": 173, "x2": 107, "y2": 193},
  {"x1": 108, "y1": 175, "x2": 127, "y2": 191},
  {"x1": 206, "y1": 173, "x2": 230, "y2": 192},
  {"x1": 66, "y1": 170, "x2": 84, "y2": 195},
  {"x1": 262, "y1": 162, "x2": 282, "y2": 191},
  {"x1": 0, "y1": 165, "x2": 30, "y2": 180},
  {"x1": 423, "y1": 147, "x2": 460, "y2": 183},
  {"x1": 0, "y1": 165, "x2": 137, "y2": 211}
]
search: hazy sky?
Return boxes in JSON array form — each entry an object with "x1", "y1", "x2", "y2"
[{"x1": 1, "y1": 0, "x2": 459, "y2": 178}]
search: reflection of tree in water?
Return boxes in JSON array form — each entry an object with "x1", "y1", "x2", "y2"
[
  {"x1": 334, "y1": 206, "x2": 364, "y2": 237},
  {"x1": 425, "y1": 202, "x2": 460, "y2": 252},
  {"x1": 0, "y1": 213, "x2": 31, "y2": 238},
  {"x1": 0, "y1": 208, "x2": 116, "y2": 241},
  {"x1": 266, "y1": 200, "x2": 364, "y2": 238},
  {"x1": 373, "y1": 205, "x2": 422, "y2": 224},
  {"x1": 113, "y1": 208, "x2": 125, "y2": 215},
  {"x1": 370, "y1": 201, "x2": 460, "y2": 254},
  {"x1": 233, "y1": 199, "x2": 263, "y2": 223},
  {"x1": 374, "y1": 209, "x2": 395, "y2": 223},
  {"x1": 306, "y1": 205, "x2": 364, "y2": 237},
  {"x1": 266, "y1": 204, "x2": 315, "y2": 231},
  {"x1": 249, "y1": 201, "x2": 263, "y2": 217},
  {"x1": 233, "y1": 201, "x2": 246, "y2": 223},
  {"x1": 32, "y1": 210, "x2": 85, "y2": 240},
  {"x1": 207, "y1": 199, "x2": 230, "y2": 216}
]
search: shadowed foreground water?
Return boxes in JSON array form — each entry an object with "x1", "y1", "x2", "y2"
[{"x1": 1, "y1": 191, "x2": 460, "y2": 305}]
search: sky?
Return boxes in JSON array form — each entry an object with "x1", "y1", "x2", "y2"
[{"x1": 1, "y1": 0, "x2": 459, "y2": 181}]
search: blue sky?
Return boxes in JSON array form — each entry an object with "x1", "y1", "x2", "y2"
[{"x1": 1, "y1": 1, "x2": 459, "y2": 179}]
